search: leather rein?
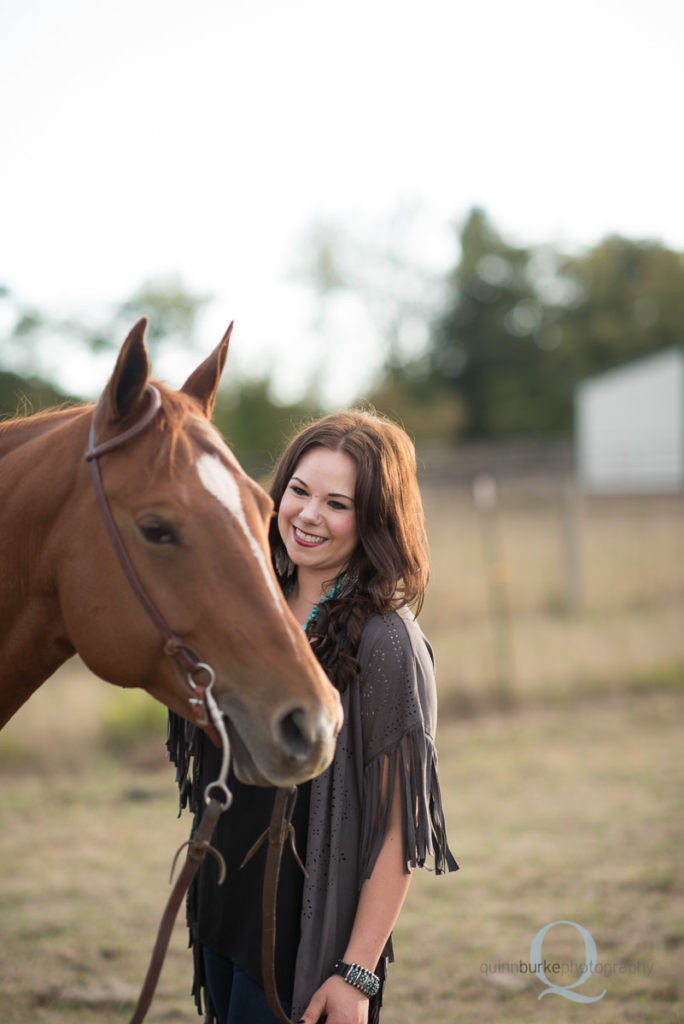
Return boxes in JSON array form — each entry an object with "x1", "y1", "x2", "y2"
[{"x1": 85, "y1": 386, "x2": 296, "y2": 1024}]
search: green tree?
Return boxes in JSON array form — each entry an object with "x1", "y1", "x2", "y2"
[
  {"x1": 0, "y1": 275, "x2": 214, "y2": 417},
  {"x1": 553, "y1": 235, "x2": 684, "y2": 379},
  {"x1": 0, "y1": 275, "x2": 211, "y2": 377},
  {"x1": 0, "y1": 368, "x2": 73, "y2": 418},
  {"x1": 112, "y1": 274, "x2": 212, "y2": 357},
  {"x1": 428, "y1": 207, "x2": 556, "y2": 437},
  {"x1": 214, "y1": 378, "x2": 322, "y2": 480},
  {"x1": 425, "y1": 211, "x2": 684, "y2": 439},
  {"x1": 0, "y1": 286, "x2": 75, "y2": 415}
]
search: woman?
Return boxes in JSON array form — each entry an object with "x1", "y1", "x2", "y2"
[{"x1": 168, "y1": 410, "x2": 456, "y2": 1024}]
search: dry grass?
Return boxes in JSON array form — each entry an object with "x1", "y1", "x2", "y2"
[
  {"x1": 421, "y1": 487, "x2": 684, "y2": 710},
  {"x1": 0, "y1": 754, "x2": 190, "y2": 1023},
  {"x1": 1, "y1": 689, "x2": 682, "y2": 1023},
  {"x1": 390, "y1": 690, "x2": 684, "y2": 1024},
  {"x1": 1, "y1": 486, "x2": 683, "y2": 1022}
]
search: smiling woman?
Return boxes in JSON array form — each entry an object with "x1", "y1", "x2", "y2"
[
  {"x1": 175, "y1": 409, "x2": 457, "y2": 1024},
  {"x1": 277, "y1": 447, "x2": 359, "y2": 620}
]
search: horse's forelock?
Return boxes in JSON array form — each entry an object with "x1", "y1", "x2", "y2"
[
  {"x1": 138, "y1": 387, "x2": 261, "y2": 516},
  {"x1": 152, "y1": 384, "x2": 205, "y2": 473}
]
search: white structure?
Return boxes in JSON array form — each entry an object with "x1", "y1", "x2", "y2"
[{"x1": 576, "y1": 347, "x2": 684, "y2": 493}]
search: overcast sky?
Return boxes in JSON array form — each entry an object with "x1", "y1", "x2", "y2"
[{"x1": 2, "y1": 0, "x2": 683, "y2": 403}]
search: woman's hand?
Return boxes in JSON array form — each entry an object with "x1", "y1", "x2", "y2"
[
  {"x1": 298, "y1": 974, "x2": 369, "y2": 1024},
  {"x1": 300, "y1": 755, "x2": 410, "y2": 1024}
]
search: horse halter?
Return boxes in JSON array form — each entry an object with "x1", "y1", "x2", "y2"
[{"x1": 85, "y1": 384, "x2": 224, "y2": 747}]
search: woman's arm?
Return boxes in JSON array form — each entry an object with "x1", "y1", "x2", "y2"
[{"x1": 298, "y1": 757, "x2": 412, "y2": 1024}]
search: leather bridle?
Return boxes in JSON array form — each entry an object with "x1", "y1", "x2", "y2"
[
  {"x1": 85, "y1": 384, "x2": 213, "y2": 724},
  {"x1": 84, "y1": 385, "x2": 296, "y2": 1024}
]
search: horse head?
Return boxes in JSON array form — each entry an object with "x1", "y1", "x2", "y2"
[{"x1": 56, "y1": 319, "x2": 342, "y2": 786}]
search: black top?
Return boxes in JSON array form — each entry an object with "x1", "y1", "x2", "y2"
[
  {"x1": 192, "y1": 735, "x2": 311, "y2": 1003},
  {"x1": 172, "y1": 609, "x2": 457, "y2": 1024}
]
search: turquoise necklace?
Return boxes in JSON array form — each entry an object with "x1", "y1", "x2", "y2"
[{"x1": 287, "y1": 575, "x2": 344, "y2": 631}]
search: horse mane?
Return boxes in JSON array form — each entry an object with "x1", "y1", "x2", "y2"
[
  {"x1": 0, "y1": 400, "x2": 84, "y2": 427},
  {"x1": 0, "y1": 380, "x2": 225, "y2": 474},
  {"x1": 0, "y1": 401, "x2": 87, "y2": 453},
  {"x1": 153, "y1": 382, "x2": 199, "y2": 470},
  {"x1": 147, "y1": 382, "x2": 236, "y2": 477}
]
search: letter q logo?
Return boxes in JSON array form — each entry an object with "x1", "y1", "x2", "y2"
[{"x1": 530, "y1": 920, "x2": 606, "y2": 1003}]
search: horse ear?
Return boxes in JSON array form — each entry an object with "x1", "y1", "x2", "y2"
[
  {"x1": 98, "y1": 318, "x2": 151, "y2": 424},
  {"x1": 180, "y1": 322, "x2": 233, "y2": 417}
]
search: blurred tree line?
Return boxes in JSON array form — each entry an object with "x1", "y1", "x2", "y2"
[
  {"x1": 2, "y1": 207, "x2": 683, "y2": 470},
  {"x1": 300, "y1": 207, "x2": 684, "y2": 442}
]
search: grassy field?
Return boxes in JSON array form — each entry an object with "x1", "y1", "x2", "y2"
[
  {"x1": 392, "y1": 689, "x2": 684, "y2": 1024},
  {"x1": 1, "y1": 487, "x2": 683, "y2": 1023},
  {"x1": 421, "y1": 488, "x2": 684, "y2": 710},
  {"x1": 1, "y1": 686, "x2": 681, "y2": 1024}
]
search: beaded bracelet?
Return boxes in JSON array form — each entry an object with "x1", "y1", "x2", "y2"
[{"x1": 330, "y1": 959, "x2": 381, "y2": 998}]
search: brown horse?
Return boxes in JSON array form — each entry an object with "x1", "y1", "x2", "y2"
[{"x1": 0, "y1": 319, "x2": 342, "y2": 786}]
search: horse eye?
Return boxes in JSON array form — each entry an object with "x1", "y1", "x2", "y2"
[{"x1": 138, "y1": 519, "x2": 178, "y2": 545}]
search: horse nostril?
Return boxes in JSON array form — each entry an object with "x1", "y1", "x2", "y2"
[{"x1": 275, "y1": 707, "x2": 312, "y2": 762}]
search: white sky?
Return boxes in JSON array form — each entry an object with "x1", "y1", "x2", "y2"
[{"x1": 2, "y1": 0, "x2": 683, "y2": 404}]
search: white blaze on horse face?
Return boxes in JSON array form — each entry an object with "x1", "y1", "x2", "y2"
[{"x1": 195, "y1": 452, "x2": 286, "y2": 620}]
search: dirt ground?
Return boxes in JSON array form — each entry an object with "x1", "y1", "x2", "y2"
[
  {"x1": 1, "y1": 684, "x2": 682, "y2": 1024},
  {"x1": 1, "y1": 487, "x2": 682, "y2": 1022}
]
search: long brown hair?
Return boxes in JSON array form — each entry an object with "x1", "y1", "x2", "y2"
[{"x1": 268, "y1": 410, "x2": 429, "y2": 690}]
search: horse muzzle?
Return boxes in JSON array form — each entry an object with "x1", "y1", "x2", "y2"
[{"x1": 220, "y1": 693, "x2": 342, "y2": 787}]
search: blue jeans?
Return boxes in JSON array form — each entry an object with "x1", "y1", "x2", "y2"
[{"x1": 202, "y1": 946, "x2": 293, "y2": 1024}]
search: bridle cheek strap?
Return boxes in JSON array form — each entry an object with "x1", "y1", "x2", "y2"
[{"x1": 85, "y1": 385, "x2": 206, "y2": 702}]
